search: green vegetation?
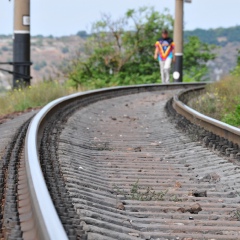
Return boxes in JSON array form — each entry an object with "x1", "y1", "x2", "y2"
[
  {"x1": 222, "y1": 105, "x2": 240, "y2": 127},
  {"x1": 68, "y1": 7, "x2": 173, "y2": 88},
  {"x1": 183, "y1": 36, "x2": 215, "y2": 82},
  {"x1": 0, "y1": 81, "x2": 79, "y2": 116},
  {"x1": 114, "y1": 180, "x2": 168, "y2": 201},
  {"x1": 76, "y1": 25, "x2": 240, "y2": 47},
  {"x1": 234, "y1": 210, "x2": 240, "y2": 221},
  {"x1": 184, "y1": 26, "x2": 240, "y2": 46},
  {"x1": 114, "y1": 180, "x2": 183, "y2": 202},
  {"x1": 61, "y1": 46, "x2": 69, "y2": 54},
  {"x1": 189, "y1": 50, "x2": 240, "y2": 127},
  {"x1": 32, "y1": 34, "x2": 44, "y2": 39},
  {"x1": 0, "y1": 7, "x2": 231, "y2": 118},
  {"x1": 33, "y1": 61, "x2": 47, "y2": 71},
  {"x1": 189, "y1": 76, "x2": 240, "y2": 127},
  {"x1": 76, "y1": 30, "x2": 89, "y2": 38},
  {"x1": 67, "y1": 6, "x2": 215, "y2": 89}
]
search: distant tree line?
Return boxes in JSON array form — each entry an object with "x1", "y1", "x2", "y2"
[
  {"x1": 184, "y1": 26, "x2": 240, "y2": 46},
  {"x1": 1, "y1": 25, "x2": 240, "y2": 46}
]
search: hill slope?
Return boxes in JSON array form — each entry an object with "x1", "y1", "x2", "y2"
[{"x1": 0, "y1": 35, "x2": 85, "y2": 89}]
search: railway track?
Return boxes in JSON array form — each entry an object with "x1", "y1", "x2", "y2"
[{"x1": 1, "y1": 83, "x2": 240, "y2": 240}]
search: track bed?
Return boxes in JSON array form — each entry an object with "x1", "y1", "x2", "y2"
[{"x1": 55, "y1": 90, "x2": 240, "y2": 240}]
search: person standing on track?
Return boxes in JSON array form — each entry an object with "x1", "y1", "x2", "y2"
[{"x1": 154, "y1": 30, "x2": 175, "y2": 83}]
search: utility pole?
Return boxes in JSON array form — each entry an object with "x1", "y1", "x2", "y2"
[
  {"x1": 173, "y1": 0, "x2": 192, "y2": 82},
  {"x1": 173, "y1": 0, "x2": 184, "y2": 82},
  {"x1": 13, "y1": 0, "x2": 31, "y2": 88}
]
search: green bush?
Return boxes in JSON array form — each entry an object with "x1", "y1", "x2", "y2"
[
  {"x1": 33, "y1": 61, "x2": 47, "y2": 71},
  {"x1": 76, "y1": 31, "x2": 88, "y2": 38},
  {"x1": 183, "y1": 36, "x2": 215, "y2": 81},
  {"x1": 62, "y1": 47, "x2": 69, "y2": 54},
  {"x1": 222, "y1": 105, "x2": 240, "y2": 127}
]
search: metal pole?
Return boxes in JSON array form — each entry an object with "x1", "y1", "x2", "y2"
[
  {"x1": 13, "y1": 0, "x2": 31, "y2": 88},
  {"x1": 173, "y1": 0, "x2": 184, "y2": 82}
]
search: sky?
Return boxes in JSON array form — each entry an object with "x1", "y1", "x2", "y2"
[{"x1": 1, "y1": 0, "x2": 240, "y2": 36}]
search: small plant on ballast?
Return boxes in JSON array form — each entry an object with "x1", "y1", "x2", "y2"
[{"x1": 113, "y1": 180, "x2": 168, "y2": 201}]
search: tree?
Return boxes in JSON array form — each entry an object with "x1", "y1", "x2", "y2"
[
  {"x1": 68, "y1": 7, "x2": 173, "y2": 88},
  {"x1": 183, "y1": 36, "x2": 216, "y2": 81},
  {"x1": 76, "y1": 31, "x2": 88, "y2": 39},
  {"x1": 67, "y1": 7, "x2": 215, "y2": 88},
  {"x1": 184, "y1": 26, "x2": 240, "y2": 47}
]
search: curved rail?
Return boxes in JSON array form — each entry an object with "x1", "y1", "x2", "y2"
[
  {"x1": 24, "y1": 83, "x2": 206, "y2": 239},
  {"x1": 173, "y1": 87, "x2": 240, "y2": 145}
]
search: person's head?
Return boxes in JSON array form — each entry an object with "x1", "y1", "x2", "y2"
[{"x1": 162, "y1": 29, "x2": 169, "y2": 39}]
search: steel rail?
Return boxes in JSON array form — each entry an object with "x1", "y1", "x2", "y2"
[
  {"x1": 24, "y1": 82, "x2": 206, "y2": 239},
  {"x1": 173, "y1": 87, "x2": 240, "y2": 145}
]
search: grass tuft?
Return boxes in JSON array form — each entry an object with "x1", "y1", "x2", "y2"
[
  {"x1": 0, "y1": 81, "x2": 80, "y2": 116},
  {"x1": 188, "y1": 76, "x2": 240, "y2": 127},
  {"x1": 114, "y1": 180, "x2": 168, "y2": 201}
]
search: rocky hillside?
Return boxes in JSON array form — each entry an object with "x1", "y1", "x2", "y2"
[
  {"x1": 208, "y1": 41, "x2": 240, "y2": 81},
  {"x1": 185, "y1": 26, "x2": 240, "y2": 81},
  {"x1": 0, "y1": 35, "x2": 85, "y2": 89}
]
